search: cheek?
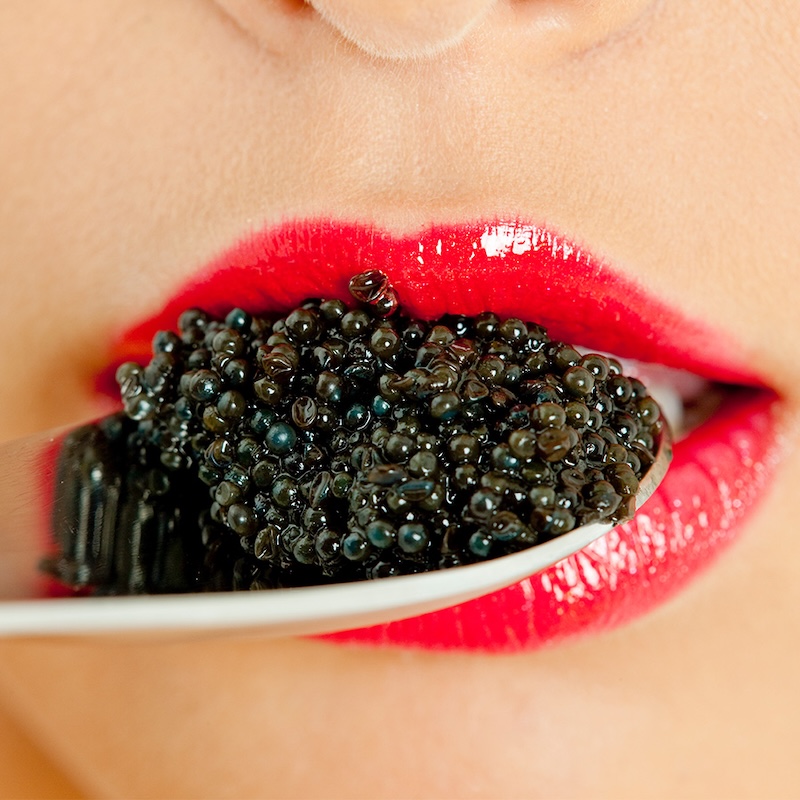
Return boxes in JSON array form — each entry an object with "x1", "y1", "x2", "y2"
[{"x1": 0, "y1": 5, "x2": 233, "y2": 438}]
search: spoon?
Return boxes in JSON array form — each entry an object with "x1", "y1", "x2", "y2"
[{"x1": 0, "y1": 419, "x2": 671, "y2": 638}]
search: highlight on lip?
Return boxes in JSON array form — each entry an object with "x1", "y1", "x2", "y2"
[{"x1": 101, "y1": 219, "x2": 788, "y2": 651}]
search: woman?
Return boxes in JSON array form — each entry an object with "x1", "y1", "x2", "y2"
[{"x1": 0, "y1": 1, "x2": 798, "y2": 796}]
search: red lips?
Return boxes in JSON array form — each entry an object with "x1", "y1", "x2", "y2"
[{"x1": 109, "y1": 220, "x2": 787, "y2": 651}]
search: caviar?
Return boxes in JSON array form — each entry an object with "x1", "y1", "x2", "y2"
[{"x1": 46, "y1": 272, "x2": 663, "y2": 594}]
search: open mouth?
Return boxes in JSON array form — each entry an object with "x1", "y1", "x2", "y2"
[{"x1": 102, "y1": 219, "x2": 787, "y2": 651}]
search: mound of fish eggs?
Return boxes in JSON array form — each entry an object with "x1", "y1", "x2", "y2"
[{"x1": 49, "y1": 271, "x2": 663, "y2": 593}]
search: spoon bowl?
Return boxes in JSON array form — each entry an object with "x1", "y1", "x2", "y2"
[{"x1": 0, "y1": 420, "x2": 671, "y2": 638}]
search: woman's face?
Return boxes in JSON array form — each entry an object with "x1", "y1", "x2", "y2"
[{"x1": 1, "y1": 1, "x2": 799, "y2": 796}]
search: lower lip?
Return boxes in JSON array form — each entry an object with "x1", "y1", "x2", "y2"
[
  {"x1": 320, "y1": 389, "x2": 784, "y2": 651},
  {"x1": 108, "y1": 220, "x2": 787, "y2": 651}
]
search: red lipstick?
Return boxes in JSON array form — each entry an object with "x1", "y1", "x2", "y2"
[{"x1": 109, "y1": 220, "x2": 787, "y2": 651}]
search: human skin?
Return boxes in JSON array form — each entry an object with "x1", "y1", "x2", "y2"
[{"x1": 0, "y1": 0, "x2": 799, "y2": 797}]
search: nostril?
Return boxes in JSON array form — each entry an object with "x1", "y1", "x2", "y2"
[{"x1": 306, "y1": 0, "x2": 498, "y2": 59}]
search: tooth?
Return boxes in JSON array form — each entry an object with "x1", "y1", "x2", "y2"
[{"x1": 643, "y1": 381, "x2": 684, "y2": 440}]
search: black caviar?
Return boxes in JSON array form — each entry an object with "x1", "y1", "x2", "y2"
[{"x1": 46, "y1": 271, "x2": 663, "y2": 594}]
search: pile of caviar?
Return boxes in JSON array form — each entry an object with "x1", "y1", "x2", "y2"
[{"x1": 47, "y1": 271, "x2": 663, "y2": 594}]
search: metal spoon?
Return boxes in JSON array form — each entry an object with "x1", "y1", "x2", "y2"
[{"x1": 0, "y1": 420, "x2": 671, "y2": 638}]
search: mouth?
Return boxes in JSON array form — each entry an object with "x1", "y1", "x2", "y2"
[{"x1": 104, "y1": 219, "x2": 787, "y2": 652}]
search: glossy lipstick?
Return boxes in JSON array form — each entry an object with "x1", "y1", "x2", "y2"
[{"x1": 108, "y1": 220, "x2": 788, "y2": 651}]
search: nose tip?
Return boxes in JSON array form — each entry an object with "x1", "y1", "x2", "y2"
[{"x1": 307, "y1": 0, "x2": 497, "y2": 59}]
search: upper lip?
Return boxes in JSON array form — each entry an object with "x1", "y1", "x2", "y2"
[{"x1": 110, "y1": 219, "x2": 766, "y2": 389}]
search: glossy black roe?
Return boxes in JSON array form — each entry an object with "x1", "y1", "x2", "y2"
[{"x1": 49, "y1": 270, "x2": 663, "y2": 595}]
